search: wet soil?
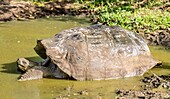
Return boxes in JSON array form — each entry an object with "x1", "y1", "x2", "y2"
[
  {"x1": 116, "y1": 74, "x2": 170, "y2": 99},
  {"x1": 116, "y1": 89, "x2": 170, "y2": 99},
  {"x1": 141, "y1": 28, "x2": 170, "y2": 49}
]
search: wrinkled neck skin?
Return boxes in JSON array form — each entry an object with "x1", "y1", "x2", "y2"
[{"x1": 40, "y1": 57, "x2": 51, "y2": 66}]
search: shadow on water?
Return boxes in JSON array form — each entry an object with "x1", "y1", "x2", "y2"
[
  {"x1": 1, "y1": 61, "x2": 19, "y2": 74},
  {"x1": 150, "y1": 45, "x2": 170, "y2": 52},
  {"x1": 1, "y1": 56, "x2": 43, "y2": 74},
  {"x1": 160, "y1": 62, "x2": 170, "y2": 70}
]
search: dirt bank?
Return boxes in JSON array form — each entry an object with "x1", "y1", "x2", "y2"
[
  {"x1": 0, "y1": 1, "x2": 87, "y2": 21},
  {"x1": 142, "y1": 28, "x2": 170, "y2": 48}
]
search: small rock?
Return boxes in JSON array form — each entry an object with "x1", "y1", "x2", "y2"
[
  {"x1": 78, "y1": 90, "x2": 88, "y2": 95},
  {"x1": 73, "y1": 93, "x2": 79, "y2": 96}
]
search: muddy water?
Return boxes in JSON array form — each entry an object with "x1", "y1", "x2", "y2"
[{"x1": 0, "y1": 17, "x2": 169, "y2": 99}]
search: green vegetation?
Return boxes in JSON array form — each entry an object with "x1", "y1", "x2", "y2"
[
  {"x1": 1, "y1": 0, "x2": 169, "y2": 34},
  {"x1": 81, "y1": 0, "x2": 170, "y2": 33}
]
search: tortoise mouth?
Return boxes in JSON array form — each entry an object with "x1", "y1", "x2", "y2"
[
  {"x1": 34, "y1": 40, "x2": 47, "y2": 59},
  {"x1": 17, "y1": 65, "x2": 27, "y2": 73}
]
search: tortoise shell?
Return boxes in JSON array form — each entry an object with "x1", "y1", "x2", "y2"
[{"x1": 34, "y1": 25, "x2": 159, "y2": 80}]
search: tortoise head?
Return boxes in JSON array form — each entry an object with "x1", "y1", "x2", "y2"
[
  {"x1": 17, "y1": 58, "x2": 39, "y2": 73},
  {"x1": 17, "y1": 58, "x2": 31, "y2": 72}
]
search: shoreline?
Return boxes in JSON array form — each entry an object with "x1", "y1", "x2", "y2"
[
  {"x1": 0, "y1": 1, "x2": 87, "y2": 21},
  {"x1": 0, "y1": 1, "x2": 170, "y2": 48}
]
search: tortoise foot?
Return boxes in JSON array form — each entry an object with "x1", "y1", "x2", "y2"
[{"x1": 18, "y1": 69, "x2": 43, "y2": 81}]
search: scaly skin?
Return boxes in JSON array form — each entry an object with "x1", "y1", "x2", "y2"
[
  {"x1": 17, "y1": 58, "x2": 68, "y2": 81},
  {"x1": 18, "y1": 69, "x2": 43, "y2": 81},
  {"x1": 17, "y1": 58, "x2": 51, "y2": 81}
]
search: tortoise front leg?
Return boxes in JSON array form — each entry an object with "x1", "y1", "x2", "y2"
[
  {"x1": 18, "y1": 69, "x2": 43, "y2": 81},
  {"x1": 18, "y1": 66, "x2": 54, "y2": 81},
  {"x1": 17, "y1": 58, "x2": 53, "y2": 81},
  {"x1": 41, "y1": 57, "x2": 50, "y2": 66}
]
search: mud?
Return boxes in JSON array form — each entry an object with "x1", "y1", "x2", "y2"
[
  {"x1": 116, "y1": 74, "x2": 170, "y2": 98},
  {"x1": 144, "y1": 28, "x2": 170, "y2": 48},
  {"x1": 116, "y1": 89, "x2": 170, "y2": 99}
]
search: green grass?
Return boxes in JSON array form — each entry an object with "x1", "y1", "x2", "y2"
[
  {"x1": 82, "y1": 0, "x2": 170, "y2": 33},
  {"x1": 1, "y1": 0, "x2": 169, "y2": 34},
  {"x1": 93, "y1": 7, "x2": 170, "y2": 33}
]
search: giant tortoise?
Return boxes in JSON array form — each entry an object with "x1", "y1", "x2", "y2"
[{"x1": 17, "y1": 25, "x2": 160, "y2": 81}]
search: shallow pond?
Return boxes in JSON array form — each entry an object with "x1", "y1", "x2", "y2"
[{"x1": 0, "y1": 16, "x2": 169, "y2": 99}]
